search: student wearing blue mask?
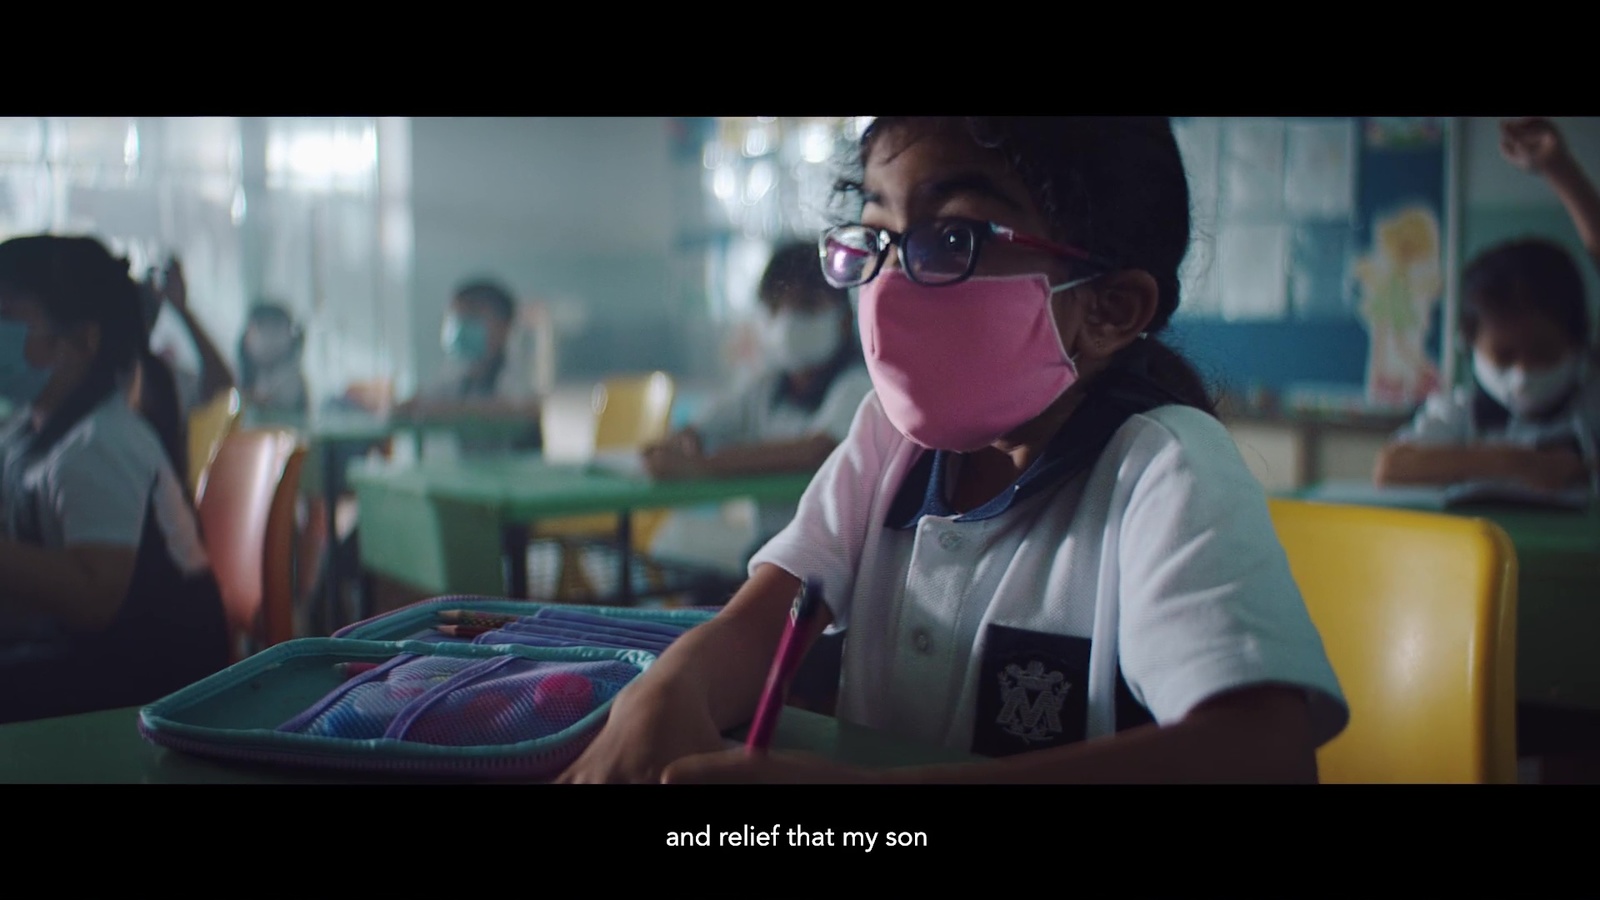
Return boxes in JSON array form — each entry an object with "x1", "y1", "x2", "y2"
[
  {"x1": 0, "y1": 235, "x2": 228, "y2": 724},
  {"x1": 1376, "y1": 117, "x2": 1600, "y2": 492},
  {"x1": 397, "y1": 279, "x2": 543, "y2": 454}
]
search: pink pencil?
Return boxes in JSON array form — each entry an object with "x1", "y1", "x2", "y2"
[{"x1": 745, "y1": 582, "x2": 823, "y2": 754}]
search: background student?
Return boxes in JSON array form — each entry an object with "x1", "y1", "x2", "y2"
[
  {"x1": 1376, "y1": 117, "x2": 1600, "y2": 491},
  {"x1": 0, "y1": 235, "x2": 229, "y2": 724},
  {"x1": 643, "y1": 240, "x2": 873, "y2": 552},
  {"x1": 397, "y1": 278, "x2": 545, "y2": 455},
  {"x1": 237, "y1": 302, "x2": 310, "y2": 415}
]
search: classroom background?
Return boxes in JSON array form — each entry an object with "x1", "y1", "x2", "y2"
[
  {"x1": 2, "y1": 116, "x2": 1595, "y2": 785},
  {"x1": 5, "y1": 116, "x2": 1589, "y2": 569}
]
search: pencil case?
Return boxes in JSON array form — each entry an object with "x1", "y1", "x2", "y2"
[{"x1": 137, "y1": 596, "x2": 719, "y2": 780}]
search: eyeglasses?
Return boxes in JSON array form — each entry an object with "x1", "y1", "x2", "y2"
[{"x1": 818, "y1": 217, "x2": 1112, "y2": 289}]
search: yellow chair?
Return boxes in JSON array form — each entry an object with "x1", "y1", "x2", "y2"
[
  {"x1": 534, "y1": 372, "x2": 676, "y2": 600},
  {"x1": 1268, "y1": 498, "x2": 1518, "y2": 784},
  {"x1": 188, "y1": 388, "x2": 242, "y2": 498}
]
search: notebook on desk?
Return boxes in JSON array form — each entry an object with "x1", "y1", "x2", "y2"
[{"x1": 1305, "y1": 479, "x2": 1592, "y2": 512}]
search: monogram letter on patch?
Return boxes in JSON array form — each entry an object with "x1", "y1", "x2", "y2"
[{"x1": 972, "y1": 625, "x2": 1091, "y2": 757}]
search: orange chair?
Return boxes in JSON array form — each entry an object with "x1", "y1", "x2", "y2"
[{"x1": 196, "y1": 428, "x2": 306, "y2": 663}]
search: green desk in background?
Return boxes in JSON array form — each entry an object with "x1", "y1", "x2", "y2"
[
  {"x1": 0, "y1": 705, "x2": 975, "y2": 784},
  {"x1": 1291, "y1": 481, "x2": 1600, "y2": 711},
  {"x1": 347, "y1": 455, "x2": 814, "y2": 608}
]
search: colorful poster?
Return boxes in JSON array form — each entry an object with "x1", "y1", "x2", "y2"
[{"x1": 1353, "y1": 117, "x2": 1447, "y2": 408}]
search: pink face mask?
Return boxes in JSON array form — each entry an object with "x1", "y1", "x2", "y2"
[{"x1": 858, "y1": 269, "x2": 1093, "y2": 452}]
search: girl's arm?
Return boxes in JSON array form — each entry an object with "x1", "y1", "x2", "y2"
[
  {"x1": 645, "y1": 434, "x2": 837, "y2": 479},
  {"x1": 667, "y1": 683, "x2": 1318, "y2": 785},
  {"x1": 1545, "y1": 157, "x2": 1600, "y2": 267},
  {"x1": 701, "y1": 436, "x2": 837, "y2": 475},
  {"x1": 1375, "y1": 441, "x2": 1587, "y2": 489},
  {"x1": 160, "y1": 260, "x2": 239, "y2": 402},
  {"x1": 629, "y1": 565, "x2": 824, "y2": 728},
  {"x1": 1501, "y1": 118, "x2": 1600, "y2": 266},
  {"x1": 555, "y1": 564, "x2": 828, "y2": 783},
  {"x1": 882, "y1": 685, "x2": 1315, "y2": 784},
  {"x1": 0, "y1": 542, "x2": 134, "y2": 632}
]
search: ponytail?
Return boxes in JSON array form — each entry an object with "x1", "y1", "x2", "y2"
[
  {"x1": 136, "y1": 349, "x2": 190, "y2": 496},
  {"x1": 1138, "y1": 337, "x2": 1217, "y2": 417},
  {"x1": 1090, "y1": 335, "x2": 1218, "y2": 419}
]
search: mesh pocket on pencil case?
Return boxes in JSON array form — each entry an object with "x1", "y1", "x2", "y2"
[
  {"x1": 385, "y1": 657, "x2": 644, "y2": 746},
  {"x1": 277, "y1": 654, "x2": 485, "y2": 739}
]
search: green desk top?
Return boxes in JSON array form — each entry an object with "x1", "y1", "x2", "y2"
[
  {"x1": 0, "y1": 705, "x2": 976, "y2": 784},
  {"x1": 1288, "y1": 482, "x2": 1600, "y2": 561},
  {"x1": 247, "y1": 411, "x2": 535, "y2": 445},
  {"x1": 347, "y1": 455, "x2": 816, "y2": 520}
]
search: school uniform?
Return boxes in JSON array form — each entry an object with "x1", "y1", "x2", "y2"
[
  {"x1": 1394, "y1": 362, "x2": 1600, "y2": 473},
  {"x1": 693, "y1": 362, "x2": 874, "y2": 545},
  {"x1": 750, "y1": 358, "x2": 1349, "y2": 756},
  {"x1": 0, "y1": 392, "x2": 229, "y2": 723}
]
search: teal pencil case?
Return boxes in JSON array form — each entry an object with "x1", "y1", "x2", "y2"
[{"x1": 136, "y1": 596, "x2": 719, "y2": 780}]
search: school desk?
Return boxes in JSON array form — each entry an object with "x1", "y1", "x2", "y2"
[
  {"x1": 1291, "y1": 481, "x2": 1600, "y2": 711},
  {"x1": 346, "y1": 455, "x2": 815, "y2": 613},
  {"x1": 0, "y1": 704, "x2": 977, "y2": 784}
]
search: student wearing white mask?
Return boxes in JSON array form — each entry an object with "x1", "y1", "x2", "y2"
[
  {"x1": 237, "y1": 303, "x2": 309, "y2": 415},
  {"x1": 1377, "y1": 117, "x2": 1600, "y2": 493},
  {"x1": 643, "y1": 240, "x2": 874, "y2": 550}
]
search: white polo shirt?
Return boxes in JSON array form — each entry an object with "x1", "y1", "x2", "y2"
[
  {"x1": 0, "y1": 392, "x2": 210, "y2": 642},
  {"x1": 750, "y1": 392, "x2": 1349, "y2": 757}
]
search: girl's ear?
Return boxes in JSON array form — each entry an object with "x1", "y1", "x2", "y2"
[{"x1": 1074, "y1": 270, "x2": 1159, "y2": 366}]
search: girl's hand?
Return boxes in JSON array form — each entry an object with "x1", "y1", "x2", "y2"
[
  {"x1": 1501, "y1": 117, "x2": 1571, "y2": 175},
  {"x1": 661, "y1": 748, "x2": 878, "y2": 784},
  {"x1": 554, "y1": 682, "x2": 727, "y2": 784}
]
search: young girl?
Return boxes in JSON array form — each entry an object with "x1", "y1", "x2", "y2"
[
  {"x1": 0, "y1": 235, "x2": 229, "y2": 724},
  {"x1": 558, "y1": 117, "x2": 1348, "y2": 784},
  {"x1": 1375, "y1": 117, "x2": 1600, "y2": 490}
]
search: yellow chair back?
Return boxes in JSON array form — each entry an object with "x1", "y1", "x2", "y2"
[
  {"x1": 189, "y1": 388, "x2": 242, "y2": 499},
  {"x1": 533, "y1": 373, "x2": 678, "y2": 599},
  {"x1": 593, "y1": 371, "x2": 675, "y2": 451},
  {"x1": 1268, "y1": 498, "x2": 1518, "y2": 783}
]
